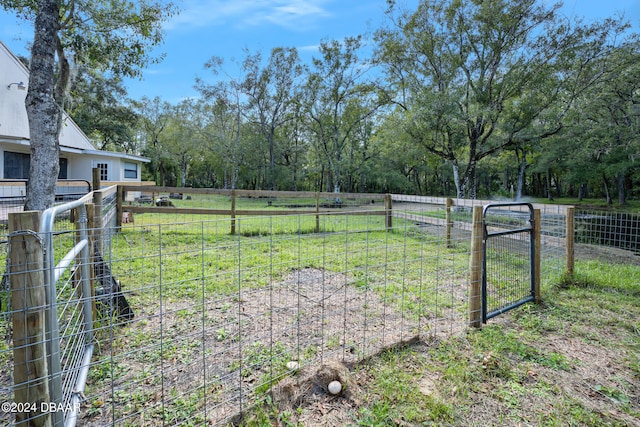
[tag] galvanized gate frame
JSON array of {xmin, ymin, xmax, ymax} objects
[
  {"xmin": 482, "ymin": 203, "xmax": 536, "ymax": 323},
  {"xmin": 41, "ymin": 194, "xmax": 95, "ymax": 427}
]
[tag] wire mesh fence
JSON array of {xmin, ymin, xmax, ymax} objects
[
  {"xmin": 574, "ymin": 209, "xmax": 640, "ymax": 264},
  {"xmin": 0, "ymin": 202, "xmax": 93, "ymax": 426},
  {"xmin": 0, "ymin": 190, "xmax": 580, "ymax": 426},
  {"xmin": 0, "ymin": 180, "xmax": 91, "ymax": 223},
  {"xmin": 81, "ymin": 203, "xmax": 473, "ymax": 425}
]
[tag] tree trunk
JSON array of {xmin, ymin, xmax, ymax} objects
[
  {"xmin": 413, "ymin": 169, "xmax": 423, "ymax": 195},
  {"xmin": 231, "ymin": 168, "xmax": 238, "ymax": 190},
  {"xmin": 469, "ymin": 176, "xmax": 478, "ymax": 200},
  {"xmin": 180, "ymin": 159, "xmax": 187, "ymax": 187},
  {"xmin": 602, "ymin": 174, "xmax": 612, "ymax": 205},
  {"xmin": 24, "ymin": 0, "xmax": 61, "ymax": 211},
  {"xmin": 617, "ymin": 172, "xmax": 626, "ymax": 205},
  {"xmin": 269, "ymin": 135, "xmax": 276, "ymax": 191},
  {"xmin": 452, "ymin": 163, "xmax": 464, "ymax": 198},
  {"xmin": 516, "ymin": 150, "xmax": 527, "ymax": 201},
  {"xmin": 546, "ymin": 169, "xmax": 554, "ymax": 201}
]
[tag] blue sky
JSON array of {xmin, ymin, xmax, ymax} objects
[{"xmin": 1, "ymin": 0, "xmax": 639, "ymax": 103}]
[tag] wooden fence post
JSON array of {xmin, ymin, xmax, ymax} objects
[
  {"xmin": 566, "ymin": 207, "xmax": 575, "ymax": 277},
  {"xmin": 92, "ymin": 167, "xmax": 100, "ymax": 191},
  {"xmin": 445, "ymin": 198, "xmax": 454, "ymax": 248},
  {"xmin": 9, "ymin": 211, "xmax": 52, "ymax": 427},
  {"xmin": 93, "ymin": 188, "xmax": 103, "ymax": 250},
  {"xmin": 315, "ymin": 192, "xmax": 320, "ymax": 233},
  {"xmin": 469, "ymin": 206, "xmax": 483, "ymax": 328},
  {"xmin": 116, "ymin": 185, "xmax": 123, "ymax": 228},
  {"xmin": 230, "ymin": 190, "xmax": 236, "ymax": 235},
  {"xmin": 384, "ymin": 194, "xmax": 393, "ymax": 229},
  {"xmin": 533, "ymin": 209, "xmax": 541, "ymax": 302}
]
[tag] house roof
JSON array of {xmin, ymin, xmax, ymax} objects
[{"xmin": 0, "ymin": 40, "xmax": 149, "ymax": 163}]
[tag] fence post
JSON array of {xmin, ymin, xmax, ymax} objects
[
  {"xmin": 93, "ymin": 188, "xmax": 104, "ymax": 250},
  {"xmin": 566, "ymin": 207, "xmax": 575, "ymax": 277},
  {"xmin": 86, "ymin": 203, "xmax": 98, "ymax": 323},
  {"xmin": 469, "ymin": 206, "xmax": 483, "ymax": 328},
  {"xmin": 230, "ymin": 190, "xmax": 236, "ymax": 235},
  {"xmin": 533, "ymin": 209, "xmax": 541, "ymax": 302},
  {"xmin": 116, "ymin": 185, "xmax": 123, "ymax": 228},
  {"xmin": 315, "ymin": 192, "xmax": 320, "ymax": 233},
  {"xmin": 9, "ymin": 211, "xmax": 52, "ymax": 427},
  {"xmin": 385, "ymin": 194, "xmax": 393, "ymax": 229},
  {"xmin": 92, "ymin": 167, "xmax": 100, "ymax": 191},
  {"xmin": 445, "ymin": 198, "xmax": 454, "ymax": 248}
]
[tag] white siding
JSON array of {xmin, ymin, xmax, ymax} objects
[{"xmin": 1, "ymin": 40, "xmax": 148, "ymax": 185}]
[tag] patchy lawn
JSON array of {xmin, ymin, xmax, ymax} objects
[{"xmin": 239, "ymin": 258, "xmax": 640, "ymax": 426}]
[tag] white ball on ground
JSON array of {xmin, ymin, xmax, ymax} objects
[{"xmin": 328, "ymin": 380, "xmax": 342, "ymax": 395}]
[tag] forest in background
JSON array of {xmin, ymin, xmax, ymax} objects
[{"xmin": 60, "ymin": 0, "xmax": 639, "ymax": 204}]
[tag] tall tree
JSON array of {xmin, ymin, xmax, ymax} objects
[
  {"xmin": 303, "ymin": 36, "xmax": 388, "ymax": 193},
  {"xmin": 239, "ymin": 48, "xmax": 304, "ymax": 190},
  {"xmin": 376, "ymin": 0, "xmax": 628, "ymax": 199},
  {"xmin": 67, "ymin": 68, "xmax": 138, "ymax": 153},
  {"xmin": 2, "ymin": 0, "xmax": 176, "ymax": 210},
  {"xmin": 196, "ymin": 82, "xmax": 248, "ymax": 190},
  {"xmin": 134, "ymin": 96, "xmax": 173, "ymax": 186},
  {"xmin": 163, "ymin": 99, "xmax": 202, "ymax": 187},
  {"xmin": 558, "ymin": 40, "xmax": 640, "ymax": 204},
  {"xmin": 199, "ymin": 48, "xmax": 303, "ymax": 190}
]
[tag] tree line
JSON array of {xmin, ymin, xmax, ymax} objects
[{"xmin": 10, "ymin": 0, "xmax": 638, "ymax": 207}]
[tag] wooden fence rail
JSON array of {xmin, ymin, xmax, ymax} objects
[
  {"xmin": 118, "ymin": 186, "xmax": 391, "ymax": 233},
  {"xmin": 116, "ymin": 186, "xmax": 576, "ymax": 275}
]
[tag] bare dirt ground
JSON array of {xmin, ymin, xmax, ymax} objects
[
  {"xmin": 232, "ymin": 243, "xmax": 640, "ymax": 427},
  {"xmin": 575, "ymin": 242, "xmax": 640, "ymax": 265},
  {"xmin": 82, "ymin": 242, "xmax": 637, "ymax": 426},
  {"xmin": 82, "ymin": 268, "xmax": 449, "ymax": 425}
]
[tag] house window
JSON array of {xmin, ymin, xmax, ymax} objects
[
  {"xmin": 124, "ymin": 162, "xmax": 138, "ymax": 179},
  {"xmin": 96, "ymin": 163, "xmax": 109, "ymax": 181},
  {"xmin": 3, "ymin": 152, "xmax": 68, "ymax": 179},
  {"xmin": 58, "ymin": 158, "xmax": 68, "ymax": 179},
  {"xmin": 4, "ymin": 151, "xmax": 30, "ymax": 179}
]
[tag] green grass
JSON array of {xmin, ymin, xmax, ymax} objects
[
  {"xmin": 239, "ymin": 257, "xmax": 640, "ymax": 426},
  {"xmin": 77, "ymin": 212, "xmax": 475, "ymax": 425},
  {"xmin": 5, "ymin": 203, "xmax": 636, "ymax": 426},
  {"xmin": 110, "ymin": 214, "xmax": 471, "ymax": 315}
]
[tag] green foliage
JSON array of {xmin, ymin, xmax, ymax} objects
[{"xmin": 67, "ymin": 68, "xmax": 138, "ymax": 152}]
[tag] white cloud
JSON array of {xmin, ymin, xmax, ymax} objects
[
  {"xmin": 297, "ymin": 44, "xmax": 320, "ymax": 52},
  {"xmin": 165, "ymin": 0, "xmax": 332, "ymax": 31}
]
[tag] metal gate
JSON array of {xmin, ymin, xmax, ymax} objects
[{"xmin": 482, "ymin": 203, "xmax": 536, "ymax": 322}]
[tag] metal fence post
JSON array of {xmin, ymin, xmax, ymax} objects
[
  {"xmin": 315, "ymin": 192, "xmax": 320, "ymax": 233},
  {"xmin": 445, "ymin": 198, "xmax": 453, "ymax": 248},
  {"xmin": 566, "ymin": 206, "xmax": 575, "ymax": 276},
  {"xmin": 533, "ymin": 209, "xmax": 541, "ymax": 302},
  {"xmin": 469, "ymin": 206, "xmax": 483, "ymax": 328},
  {"xmin": 9, "ymin": 211, "xmax": 52, "ymax": 427},
  {"xmin": 230, "ymin": 190, "xmax": 236, "ymax": 235},
  {"xmin": 385, "ymin": 194, "xmax": 393, "ymax": 229}
]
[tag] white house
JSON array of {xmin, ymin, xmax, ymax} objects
[{"xmin": 0, "ymin": 40, "xmax": 148, "ymax": 189}]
